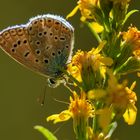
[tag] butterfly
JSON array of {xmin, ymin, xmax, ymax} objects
[{"xmin": 0, "ymin": 14, "xmax": 74, "ymax": 88}]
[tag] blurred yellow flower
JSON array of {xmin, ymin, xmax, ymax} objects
[
  {"xmin": 88, "ymin": 89, "xmax": 106, "ymax": 100},
  {"xmin": 106, "ymin": 72, "xmax": 137, "ymax": 124},
  {"xmin": 122, "ymin": 26, "xmax": 140, "ymax": 54},
  {"xmin": 67, "ymin": 41, "xmax": 113, "ymax": 87},
  {"xmin": 96, "ymin": 107, "xmax": 112, "ymax": 133},
  {"xmin": 67, "ymin": 0, "xmax": 99, "ymax": 20},
  {"xmin": 123, "ymin": 81, "xmax": 137, "ymax": 125}
]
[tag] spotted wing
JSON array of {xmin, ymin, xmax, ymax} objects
[
  {"xmin": 26, "ymin": 14, "xmax": 74, "ymax": 78},
  {"xmin": 0, "ymin": 14, "xmax": 74, "ymax": 78}
]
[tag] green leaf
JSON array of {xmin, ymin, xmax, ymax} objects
[
  {"xmin": 122, "ymin": 9, "xmax": 139, "ymax": 25},
  {"xmin": 115, "ymin": 57, "xmax": 140, "ymax": 75},
  {"xmin": 105, "ymin": 122, "xmax": 117, "ymax": 140},
  {"xmin": 34, "ymin": 125, "xmax": 58, "ymax": 140}
]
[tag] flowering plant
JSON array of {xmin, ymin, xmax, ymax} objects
[{"xmin": 35, "ymin": 0, "xmax": 139, "ymax": 140}]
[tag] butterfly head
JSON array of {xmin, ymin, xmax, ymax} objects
[{"xmin": 47, "ymin": 77, "xmax": 66, "ymax": 88}]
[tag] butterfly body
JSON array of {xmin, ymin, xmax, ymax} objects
[{"xmin": 0, "ymin": 14, "xmax": 74, "ymax": 87}]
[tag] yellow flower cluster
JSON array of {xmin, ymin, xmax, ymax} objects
[
  {"xmin": 44, "ymin": 0, "xmax": 139, "ymax": 140},
  {"xmin": 88, "ymin": 71, "xmax": 137, "ymax": 126},
  {"xmin": 68, "ymin": 42, "xmax": 113, "ymax": 87},
  {"xmin": 106, "ymin": 73, "xmax": 137, "ymax": 125}
]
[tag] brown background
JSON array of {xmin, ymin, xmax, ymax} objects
[{"xmin": 0, "ymin": 0, "xmax": 139, "ymax": 140}]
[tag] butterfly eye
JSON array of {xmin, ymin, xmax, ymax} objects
[{"xmin": 49, "ymin": 78, "xmax": 55, "ymax": 84}]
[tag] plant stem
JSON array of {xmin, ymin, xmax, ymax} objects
[{"xmin": 85, "ymin": 21, "xmax": 102, "ymax": 43}]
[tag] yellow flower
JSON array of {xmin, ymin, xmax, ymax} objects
[
  {"xmin": 122, "ymin": 26, "xmax": 140, "ymax": 55},
  {"xmin": 47, "ymin": 91, "xmax": 94, "ymax": 123},
  {"xmin": 106, "ymin": 72, "xmax": 137, "ymax": 124},
  {"xmin": 96, "ymin": 107, "xmax": 112, "ymax": 134},
  {"xmin": 67, "ymin": 50, "xmax": 83, "ymax": 83},
  {"xmin": 67, "ymin": 42, "xmax": 113, "ymax": 90},
  {"xmin": 47, "ymin": 92, "xmax": 94, "ymax": 139},
  {"xmin": 47, "ymin": 110, "xmax": 71, "ymax": 124},
  {"xmin": 67, "ymin": 0, "xmax": 99, "ymax": 20},
  {"xmin": 123, "ymin": 81, "xmax": 137, "ymax": 125}
]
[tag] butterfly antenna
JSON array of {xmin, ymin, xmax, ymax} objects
[
  {"xmin": 53, "ymin": 98, "xmax": 69, "ymax": 105},
  {"xmin": 41, "ymin": 85, "xmax": 47, "ymax": 106},
  {"xmin": 37, "ymin": 84, "xmax": 47, "ymax": 106}
]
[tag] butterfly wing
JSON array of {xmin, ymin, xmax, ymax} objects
[
  {"xmin": 0, "ymin": 25, "xmax": 47, "ymax": 76},
  {"xmin": 27, "ymin": 15, "xmax": 74, "ymax": 78},
  {"xmin": 0, "ymin": 15, "xmax": 74, "ymax": 78}
]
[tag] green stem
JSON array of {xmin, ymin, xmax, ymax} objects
[
  {"xmin": 93, "ymin": 114, "xmax": 98, "ymax": 133},
  {"xmin": 93, "ymin": 102, "xmax": 102, "ymax": 133},
  {"xmin": 85, "ymin": 21, "xmax": 102, "ymax": 43},
  {"xmin": 105, "ymin": 122, "xmax": 117, "ymax": 139}
]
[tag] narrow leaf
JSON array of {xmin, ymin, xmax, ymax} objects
[
  {"xmin": 34, "ymin": 125, "xmax": 58, "ymax": 140},
  {"xmin": 122, "ymin": 10, "xmax": 139, "ymax": 25}
]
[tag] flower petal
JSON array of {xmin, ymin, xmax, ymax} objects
[
  {"xmin": 47, "ymin": 110, "xmax": 71, "ymax": 124},
  {"xmin": 90, "ymin": 22, "xmax": 104, "ymax": 33},
  {"xmin": 66, "ymin": 5, "xmax": 80, "ymax": 19},
  {"xmin": 123, "ymin": 104, "xmax": 137, "ymax": 125}
]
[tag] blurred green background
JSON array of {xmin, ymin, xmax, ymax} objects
[{"xmin": 0, "ymin": 0, "xmax": 139, "ymax": 140}]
